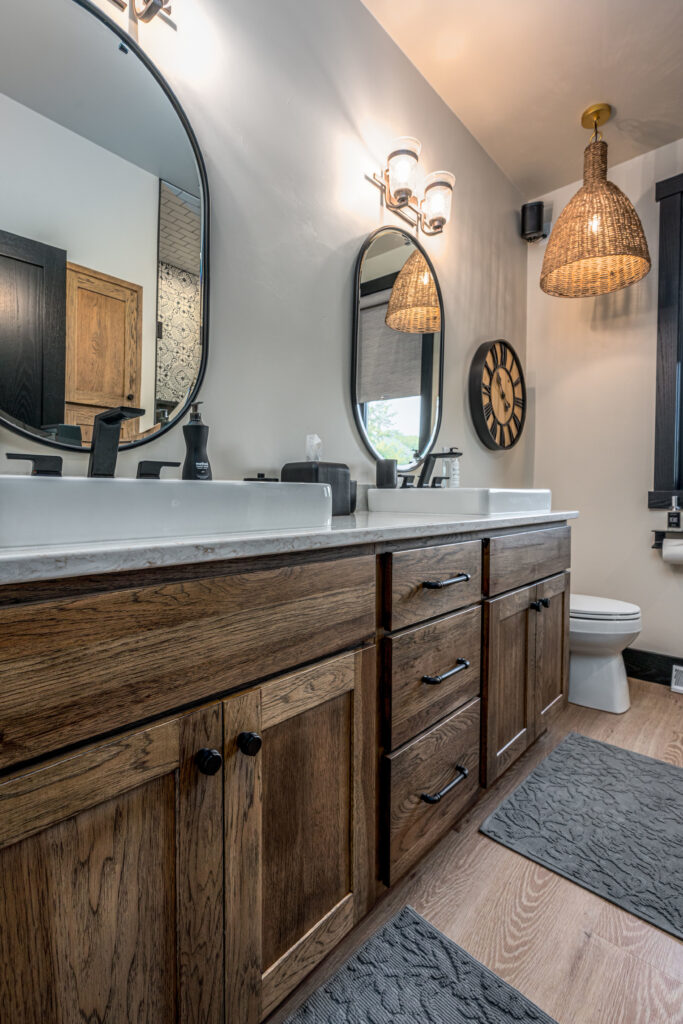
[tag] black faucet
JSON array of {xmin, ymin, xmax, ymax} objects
[
  {"xmin": 88, "ymin": 406, "xmax": 145, "ymax": 478},
  {"xmin": 417, "ymin": 447, "xmax": 462, "ymax": 488},
  {"xmin": 417, "ymin": 452, "xmax": 440, "ymax": 488}
]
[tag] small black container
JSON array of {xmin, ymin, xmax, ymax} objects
[
  {"xmin": 182, "ymin": 402, "xmax": 212, "ymax": 480},
  {"xmin": 376, "ymin": 459, "xmax": 398, "ymax": 489},
  {"xmin": 281, "ymin": 461, "xmax": 351, "ymax": 515}
]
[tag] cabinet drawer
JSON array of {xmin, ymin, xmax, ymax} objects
[
  {"xmin": 383, "ymin": 697, "xmax": 480, "ymax": 885},
  {"xmin": 0, "ymin": 554, "xmax": 375, "ymax": 771},
  {"xmin": 386, "ymin": 541, "xmax": 482, "ymax": 631},
  {"xmin": 385, "ymin": 606, "xmax": 481, "ymax": 750},
  {"xmin": 484, "ymin": 527, "xmax": 570, "ymax": 596}
]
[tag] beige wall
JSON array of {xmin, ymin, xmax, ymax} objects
[
  {"xmin": 527, "ymin": 137, "xmax": 683, "ymax": 657},
  {"xmin": 0, "ymin": 0, "xmax": 529, "ymax": 488}
]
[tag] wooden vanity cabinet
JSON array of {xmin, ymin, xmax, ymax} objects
[
  {"xmin": 0, "ymin": 524, "xmax": 574, "ymax": 1019},
  {"xmin": 0, "ymin": 705, "xmax": 224, "ymax": 1024},
  {"xmin": 482, "ymin": 571, "xmax": 570, "ymax": 786},
  {"xmin": 223, "ymin": 647, "xmax": 376, "ymax": 1023}
]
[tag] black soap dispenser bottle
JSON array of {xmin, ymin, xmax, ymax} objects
[{"xmin": 182, "ymin": 402, "xmax": 212, "ymax": 480}]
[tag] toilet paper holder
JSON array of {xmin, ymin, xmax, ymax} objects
[
  {"xmin": 652, "ymin": 496, "xmax": 682, "ymax": 549},
  {"xmin": 652, "ymin": 530, "xmax": 681, "ymax": 549}
]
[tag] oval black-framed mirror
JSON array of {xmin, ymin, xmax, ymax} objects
[
  {"xmin": 351, "ymin": 227, "xmax": 444, "ymax": 471},
  {"xmin": 0, "ymin": 0, "xmax": 209, "ymax": 453}
]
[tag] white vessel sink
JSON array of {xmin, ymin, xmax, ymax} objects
[
  {"xmin": 0, "ymin": 477, "xmax": 332, "ymax": 548},
  {"xmin": 368, "ymin": 486, "xmax": 552, "ymax": 516}
]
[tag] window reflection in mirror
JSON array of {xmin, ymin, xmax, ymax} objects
[
  {"xmin": 353, "ymin": 228, "xmax": 443, "ymax": 471},
  {"xmin": 0, "ymin": 0, "xmax": 207, "ymax": 451}
]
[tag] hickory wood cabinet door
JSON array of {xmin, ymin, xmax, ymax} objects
[
  {"xmin": 535, "ymin": 572, "xmax": 570, "ymax": 730},
  {"xmin": 224, "ymin": 647, "xmax": 376, "ymax": 1023},
  {"xmin": 482, "ymin": 583, "xmax": 537, "ymax": 786},
  {"xmin": 0, "ymin": 705, "xmax": 224, "ymax": 1024},
  {"xmin": 482, "ymin": 572, "xmax": 569, "ymax": 786}
]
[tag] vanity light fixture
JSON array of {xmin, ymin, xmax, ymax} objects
[
  {"xmin": 540, "ymin": 104, "xmax": 650, "ymax": 297},
  {"xmin": 369, "ymin": 137, "xmax": 455, "ymax": 235}
]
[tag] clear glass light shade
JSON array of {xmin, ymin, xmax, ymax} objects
[
  {"xmin": 387, "ymin": 136, "xmax": 421, "ymax": 203},
  {"xmin": 422, "ymin": 171, "xmax": 455, "ymax": 230}
]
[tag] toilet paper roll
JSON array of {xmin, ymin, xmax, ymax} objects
[{"xmin": 662, "ymin": 538, "xmax": 683, "ymax": 565}]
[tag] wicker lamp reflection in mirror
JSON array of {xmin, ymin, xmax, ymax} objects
[
  {"xmin": 385, "ymin": 250, "xmax": 441, "ymax": 333},
  {"xmin": 540, "ymin": 103, "xmax": 650, "ymax": 298}
]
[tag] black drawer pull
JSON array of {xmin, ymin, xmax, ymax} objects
[
  {"xmin": 540, "ymin": 597, "xmax": 550, "ymax": 608},
  {"xmin": 423, "ymin": 572, "xmax": 471, "ymax": 590},
  {"xmin": 422, "ymin": 658, "xmax": 470, "ymax": 685},
  {"xmin": 421, "ymin": 765, "xmax": 469, "ymax": 804}
]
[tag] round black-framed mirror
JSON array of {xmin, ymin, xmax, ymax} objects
[
  {"xmin": 351, "ymin": 227, "xmax": 444, "ymax": 471},
  {"xmin": 0, "ymin": 0, "xmax": 209, "ymax": 453}
]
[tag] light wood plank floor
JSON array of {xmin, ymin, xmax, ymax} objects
[{"xmin": 270, "ymin": 680, "xmax": 683, "ymax": 1024}]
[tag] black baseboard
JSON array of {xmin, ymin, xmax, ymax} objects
[{"xmin": 623, "ymin": 647, "xmax": 682, "ymax": 687}]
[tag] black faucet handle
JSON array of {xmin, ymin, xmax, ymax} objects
[
  {"xmin": 6, "ymin": 453, "xmax": 63, "ymax": 477},
  {"xmin": 136, "ymin": 460, "xmax": 181, "ymax": 479},
  {"xmin": 94, "ymin": 405, "xmax": 145, "ymax": 425},
  {"xmin": 398, "ymin": 473, "xmax": 415, "ymax": 488},
  {"xmin": 431, "ymin": 476, "xmax": 447, "ymax": 488}
]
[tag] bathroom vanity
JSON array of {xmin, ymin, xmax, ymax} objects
[{"xmin": 0, "ymin": 510, "xmax": 573, "ymax": 1022}]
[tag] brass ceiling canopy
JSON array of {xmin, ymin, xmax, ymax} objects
[
  {"xmin": 540, "ymin": 102, "xmax": 650, "ymax": 298},
  {"xmin": 580, "ymin": 103, "xmax": 612, "ymax": 131}
]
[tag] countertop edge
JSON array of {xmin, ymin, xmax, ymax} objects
[{"xmin": 0, "ymin": 510, "xmax": 579, "ymax": 586}]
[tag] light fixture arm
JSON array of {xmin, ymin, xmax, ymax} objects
[{"xmin": 133, "ymin": 0, "xmax": 172, "ymax": 21}]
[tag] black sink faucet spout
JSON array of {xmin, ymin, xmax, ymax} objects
[{"xmin": 88, "ymin": 406, "xmax": 145, "ymax": 478}]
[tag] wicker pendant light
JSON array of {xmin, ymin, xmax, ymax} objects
[
  {"xmin": 386, "ymin": 250, "xmax": 441, "ymax": 333},
  {"xmin": 540, "ymin": 105, "xmax": 650, "ymax": 298}
]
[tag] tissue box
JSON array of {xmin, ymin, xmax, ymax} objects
[{"xmin": 281, "ymin": 461, "xmax": 351, "ymax": 516}]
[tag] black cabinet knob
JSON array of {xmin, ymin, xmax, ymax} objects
[
  {"xmin": 237, "ymin": 731, "xmax": 262, "ymax": 757},
  {"xmin": 530, "ymin": 600, "xmax": 542, "ymax": 612},
  {"xmin": 195, "ymin": 747, "xmax": 223, "ymax": 775}
]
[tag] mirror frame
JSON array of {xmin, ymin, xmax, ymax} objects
[
  {"xmin": 0, "ymin": 0, "xmax": 210, "ymax": 453},
  {"xmin": 351, "ymin": 227, "xmax": 444, "ymax": 471}
]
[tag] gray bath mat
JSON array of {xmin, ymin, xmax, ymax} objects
[
  {"xmin": 481, "ymin": 732, "xmax": 683, "ymax": 939},
  {"xmin": 285, "ymin": 906, "xmax": 556, "ymax": 1023}
]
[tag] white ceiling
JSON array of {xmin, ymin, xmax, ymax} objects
[{"xmin": 362, "ymin": 0, "xmax": 683, "ymax": 198}]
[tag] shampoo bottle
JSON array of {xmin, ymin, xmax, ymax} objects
[{"xmin": 182, "ymin": 402, "xmax": 212, "ymax": 480}]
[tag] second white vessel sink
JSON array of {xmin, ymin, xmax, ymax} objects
[
  {"xmin": 368, "ymin": 486, "xmax": 552, "ymax": 516},
  {"xmin": 0, "ymin": 477, "xmax": 332, "ymax": 548}
]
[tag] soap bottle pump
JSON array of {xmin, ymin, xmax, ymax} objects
[
  {"xmin": 182, "ymin": 402, "xmax": 212, "ymax": 481},
  {"xmin": 442, "ymin": 447, "xmax": 462, "ymax": 488}
]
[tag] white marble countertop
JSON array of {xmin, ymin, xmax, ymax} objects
[{"xmin": 0, "ymin": 509, "xmax": 578, "ymax": 586}]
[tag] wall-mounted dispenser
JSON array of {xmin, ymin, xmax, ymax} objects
[{"xmin": 520, "ymin": 201, "xmax": 547, "ymax": 242}]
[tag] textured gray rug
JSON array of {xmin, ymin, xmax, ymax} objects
[
  {"xmin": 285, "ymin": 906, "xmax": 556, "ymax": 1023},
  {"xmin": 481, "ymin": 732, "xmax": 683, "ymax": 939}
]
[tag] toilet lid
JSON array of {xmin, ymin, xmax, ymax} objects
[{"xmin": 570, "ymin": 593, "xmax": 641, "ymax": 621}]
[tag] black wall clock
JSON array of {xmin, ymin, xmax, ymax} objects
[{"xmin": 468, "ymin": 340, "xmax": 527, "ymax": 450}]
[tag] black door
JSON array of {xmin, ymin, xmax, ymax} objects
[{"xmin": 0, "ymin": 229, "xmax": 66, "ymax": 430}]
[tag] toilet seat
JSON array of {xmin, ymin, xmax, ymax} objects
[{"xmin": 570, "ymin": 593, "xmax": 641, "ymax": 622}]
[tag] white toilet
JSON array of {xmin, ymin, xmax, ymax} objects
[{"xmin": 569, "ymin": 594, "xmax": 642, "ymax": 714}]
